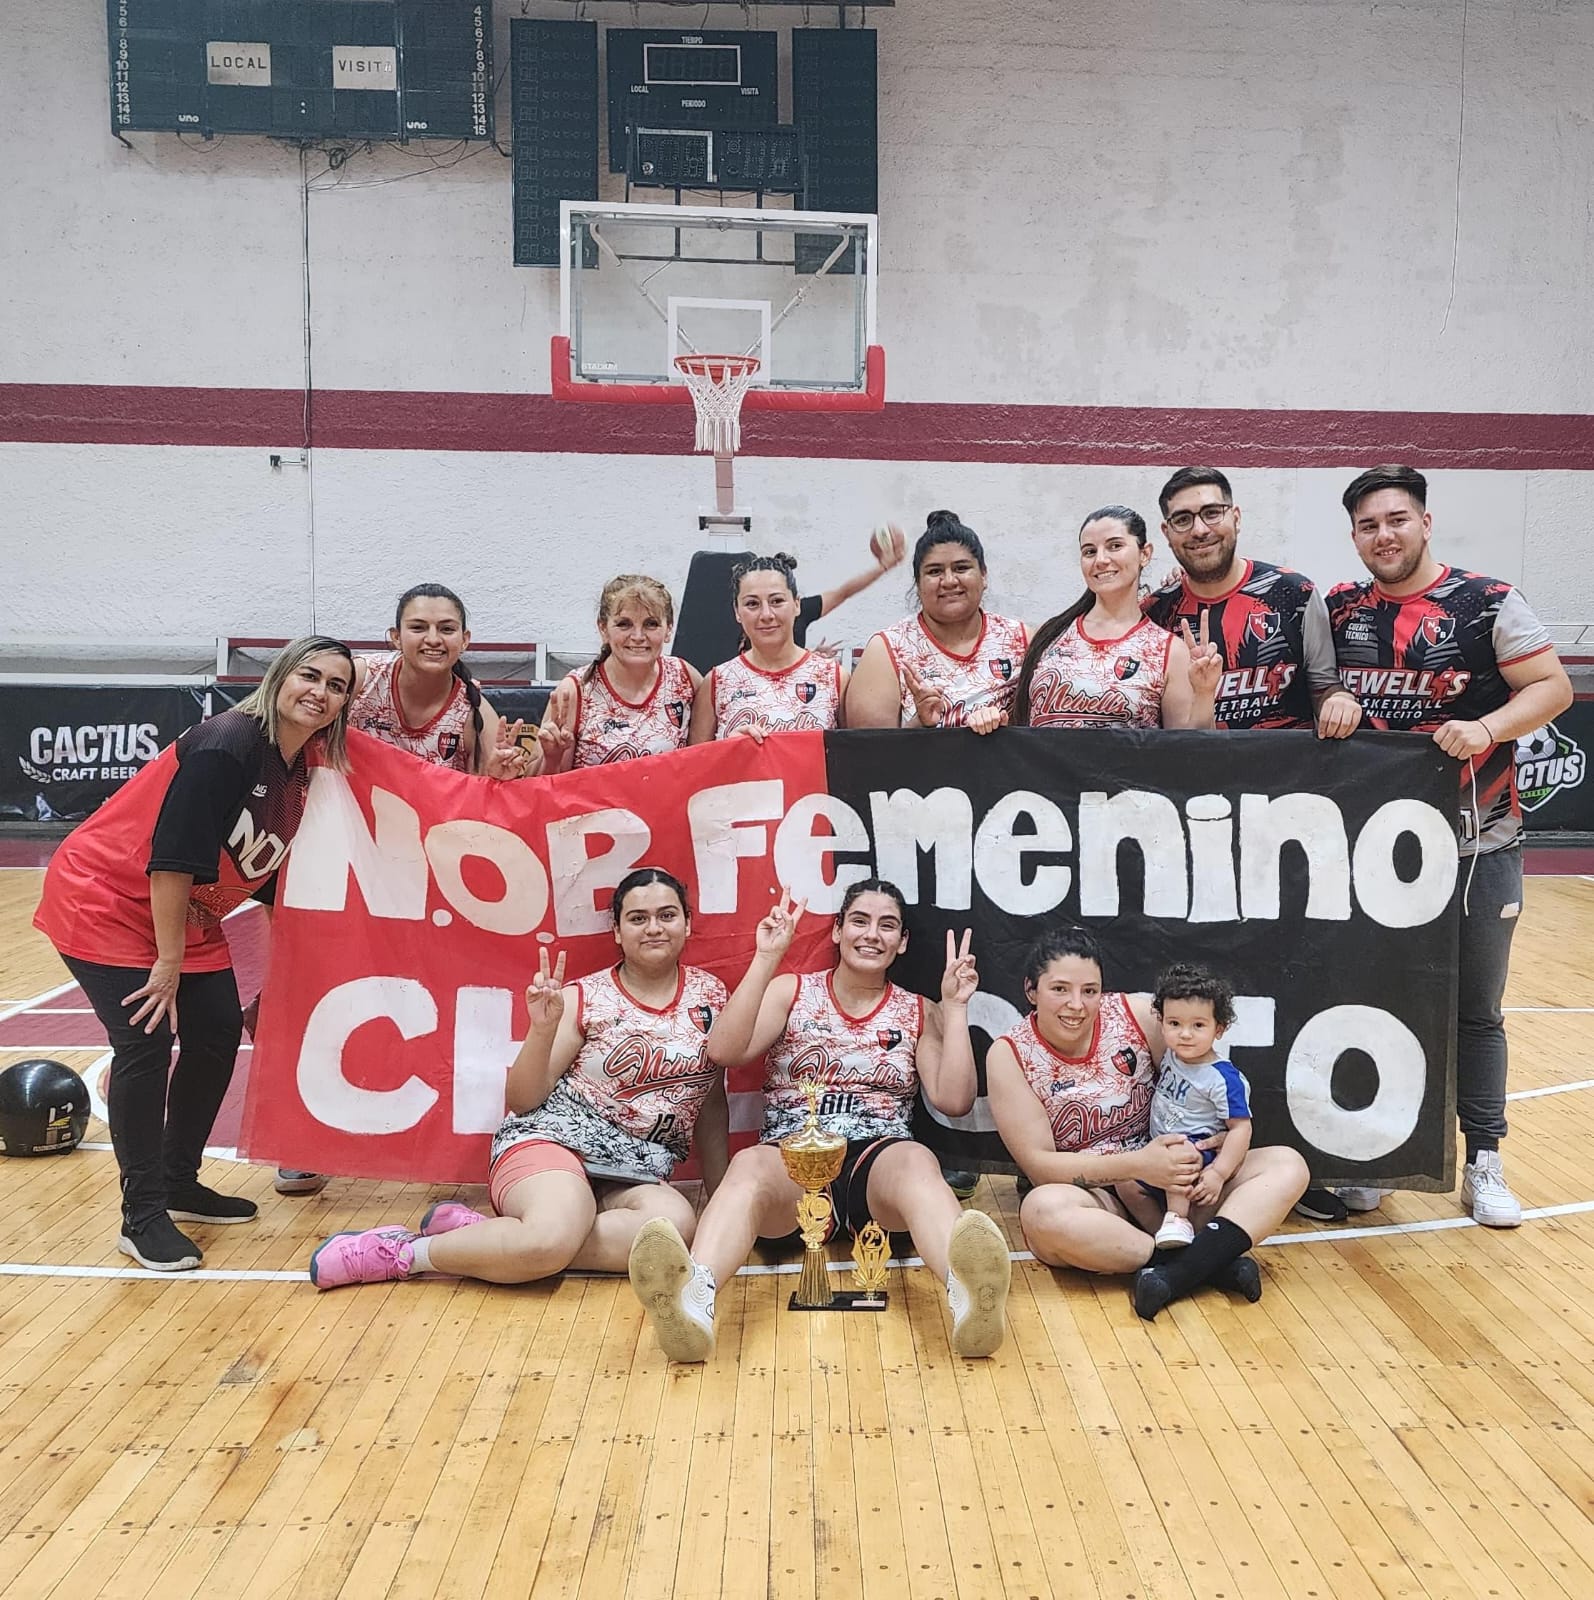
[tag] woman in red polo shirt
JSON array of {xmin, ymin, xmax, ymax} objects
[{"xmin": 33, "ymin": 637, "xmax": 355, "ymax": 1273}]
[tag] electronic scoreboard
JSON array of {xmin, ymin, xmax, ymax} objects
[{"xmin": 106, "ymin": 0, "xmax": 494, "ymax": 141}]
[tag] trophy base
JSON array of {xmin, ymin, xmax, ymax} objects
[{"xmin": 788, "ymin": 1289, "xmax": 889, "ymax": 1313}]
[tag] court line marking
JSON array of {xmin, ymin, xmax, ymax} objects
[
  {"xmin": 0, "ymin": 979, "xmax": 78, "ymax": 1026},
  {"xmin": 5, "ymin": 1198, "xmax": 1594, "ymax": 1285}
]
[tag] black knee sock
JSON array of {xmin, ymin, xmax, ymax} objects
[{"xmin": 1155, "ymin": 1217, "xmax": 1253, "ymax": 1301}]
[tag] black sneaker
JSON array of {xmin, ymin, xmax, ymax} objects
[
  {"xmin": 1293, "ymin": 1187, "xmax": 1349, "ymax": 1223},
  {"xmin": 274, "ymin": 1169, "xmax": 329, "ymax": 1196},
  {"xmin": 119, "ymin": 1214, "xmax": 203, "ymax": 1271},
  {"xmin": 941, "ymin": 1167, "xmax": 980, "ymax": 1200},
  {"xmin": 167, "ymin": 1182, "xmax": 258, "ymax": 1225}
]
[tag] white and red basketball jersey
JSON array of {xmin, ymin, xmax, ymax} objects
[
  {"xmin": 568, "ymin": 656, "xmax": 695, "ymax": 768},
  {"xmin": 1001, "ymin": 994, "xmax": 1155, "ymax": 1156},
  {"xmin": 877, "ymin": 611, "xmax": 1029, "ymax": 727},
  {"xmin": 350, "ymin": 653, "xmax": 473, "ymax": 770},
  {"xmin": 762, "ymin": 969, "xmax": 925, "ymax": 1143},
  {"xmin": 1026, "ymin": 617, "xmax": 1171, "ymax": 729},
  {"xmin": 556, "ymin": 964, "xmax": 727, "ymax": 1160},
  {"xmin": 711, "ymin": 651, "xmax": 843, "ymax": 738}
]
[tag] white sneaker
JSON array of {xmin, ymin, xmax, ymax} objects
[
  {"xmin": 1154, "ymin": 1214, "xmax": 1195, "ymax": 1250},
  {"xmin": 1335, "ymin": 1187, "xmax": 1390, "ymax": 1213},
  {"xmin": 1461, "ymin": 1151, "xmax": 1522, "ymax": 1228},
  {"xmin": 946, "ymin": 1211, "xmax": 1010, "ymax": 1358},
  {"xmin": 628, "ymin": 1218, "xmax": 716, "ymax": 1361}
]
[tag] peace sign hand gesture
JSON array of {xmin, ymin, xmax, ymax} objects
[
  {"xmin": 485, "ymin": 718, "xmax": 532, "ymax": 780},
  {"xmin": 756, "ymin": 886, "xmax": 806, "ymax": 959},
  {"xmin": 940, "ymin": 928, "xmax": 978, "ymax": 1007},
  {"xmin": 1180, "ymin": 610, "xmax": 1222, "ymax": 701},
  {"xmin": 524, "ymin": 948, "xmax": 568, "ymax": 1036},
  {"xmin": 903, "ymin": 662, "xmax": 949, "ymax": 729}
]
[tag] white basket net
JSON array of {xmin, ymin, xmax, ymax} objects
[{"xmin": 674, "ymin": 353, "xmax": 761, "ymax": 455}]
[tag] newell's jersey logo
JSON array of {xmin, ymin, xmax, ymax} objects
[
  {"xmin": 1247, "ymin": 611, "xmax": 1281, "ymax": 644},
  {"xmin": 877, "ymin": 1028, "xmax": 903, "ymax": 1051},
  {"xmin": 1516, "ymin": 722, "xmax": 1587, "ymax": 813},
  {"xmin": 690, "ymin": 1004, "xmax": 715, "ymax": 1034},
  {"xmin": 1419, "ymin": 615, "xmax": 1455, "ymax": 648},
  {"xmin": 795, "ymin": 682, "xmax": 819, "ymax": 704},
  {"xmin": 1112, "ymin": 1047, "xmax": 1139, "ymax": 1077},
  {"xmin": 666, "ymin": 701, "xmax": 687, "ymax": 729},
  {"xmin": 1114, "ymin": 657, "xmax": 1140, "ymax": 681},
  {"xmin": 988, "ymin": 658, "xmax": 1014, "ymax": 681}
]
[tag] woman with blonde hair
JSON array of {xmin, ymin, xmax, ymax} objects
[
  {"xmin": 535, "ymin": 574, "xmax": 702, "ymax": 774},
  {"xmin": 33, "ymin": 637, "xmax": 356, "ymax": 1272}
]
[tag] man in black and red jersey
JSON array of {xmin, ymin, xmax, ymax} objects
[
  {"xmin": 1329, "ymin": 464, "xmax": 1571, "ymax": 1227},
  {"xmin": 1143, "ymin": 467, "xmax": 1362, "ymax": 736},
  {"xmin": 1143, "ymin": 467, "xmax": 1364, "ymax": 1222}
]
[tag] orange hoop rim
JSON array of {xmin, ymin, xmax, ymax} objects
[{"xmin": 673, "ymin": 353, "xmax": 762, "ymax": 380}]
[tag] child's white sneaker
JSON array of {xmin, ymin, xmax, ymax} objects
[{"xmin": 1154, "ymin": 1214, "xmax": 1196, "ymax": 1250}]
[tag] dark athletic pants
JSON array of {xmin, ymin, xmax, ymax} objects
[{"xmin": 63, "ymin": 957, "xmax": 244, "ymax": 1229}]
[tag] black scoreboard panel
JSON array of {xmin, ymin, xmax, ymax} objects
[
  {"xmin": 604, "ymin": 30, "xmax": 777, "ymax": 173},
  {"xmin": 106, "ymin": 0, "xmax": 494, "ymax": 141},
  {"xmin": 510, "ymin": 19, "xmax": 598, "ymax": 268},
  {"xmin": 792, "ymin": 28, "xmax": 877, "ymax": 271}
]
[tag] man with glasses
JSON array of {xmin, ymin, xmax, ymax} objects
[{"xmin": 1143, "ymin": 467, "xmax": 1364, "ymax": 1222}]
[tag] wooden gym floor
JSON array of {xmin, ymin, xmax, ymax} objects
[{"xmin": 3, "ymin": 866, "xmax": 1594, "ymax": 1599}]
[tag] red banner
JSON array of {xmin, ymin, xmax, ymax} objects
[{"xmin": 241, "ymin": 728, "xmax": 834, "ymax": 1181}]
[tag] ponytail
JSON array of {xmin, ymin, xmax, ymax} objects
[{"xmin": 452, "ymin": 657, "xmax": 484, "ymax": 740}]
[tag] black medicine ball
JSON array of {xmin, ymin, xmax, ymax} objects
[{"xmin": 0, "ymin": 1058, "xmax": 91, "ymax": 1156}]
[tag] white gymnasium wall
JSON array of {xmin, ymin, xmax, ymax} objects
[{"xmin": 4, "ymin": 0, "xmax": 1593, "ymax": 653}]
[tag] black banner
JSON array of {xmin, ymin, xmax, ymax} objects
[
  {"xmin": 821, "ymin": 728, "xmax": 1461, "ymax": 1189},
  {"xmin": 0, "ymin": 686, "xmax": 207, "ymax": 822},
  {"xmin": 1517, "ymin": 701, "xmax": 1594, "ymax": 833}
]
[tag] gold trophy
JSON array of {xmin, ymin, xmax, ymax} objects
[{"xmin": 778, "ymin": 1082, "xmax": 889, "ymax": 1313}]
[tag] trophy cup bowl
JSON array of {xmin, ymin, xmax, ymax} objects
[{"xmin": 779, "ymin": 1087, "xmax": 848, "ymax": 1310}]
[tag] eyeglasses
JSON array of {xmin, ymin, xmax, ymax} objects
[{"xmin": 1166, "ymin": 503, "xmax": 1234, "ymax": 533}]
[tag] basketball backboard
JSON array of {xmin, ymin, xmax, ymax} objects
[{"xmin": 552, "ymin": 200, "xmax": 883, "ymax": 411}]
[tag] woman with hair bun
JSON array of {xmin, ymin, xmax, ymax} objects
[
  {"xmin": 349, "ymin": 583, "xmax": 529, "ymax": 778},
  {"xmin": 309, "ymin": 868, "xmax": 726, "ymax": 1291},
  {"xmin": 847, "ymin": 509, "xmax": 1029, "ymax": 734},
  {"xmin": 1011, "ymin": 507, "xmax": 1220, "ymax": 730},
  {"xmin": 534, "ymin": 574, "xmax": 702, "ymax": 775},
  {"xmin": 688, "ymin": 553, "xmax": 847, "ymax": 742}
]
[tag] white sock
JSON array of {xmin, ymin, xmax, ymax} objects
[{"xmin": 408, "ymin": 1235, "xmax": 433, "ymax": 1274}]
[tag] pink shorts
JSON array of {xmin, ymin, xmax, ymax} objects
[{"xmin": 488, "ymin": 1139, "xmax": 585, "ymax": 1214}]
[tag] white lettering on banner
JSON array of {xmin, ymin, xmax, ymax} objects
[
  {"xmin": 423, "ymin": 820, "xmax": 548, "ymax": 937},
  {"xmin": 1185, "ymin": 795, "xmax": 1239, "ymax": 922},
  {"xmin": 972, "ymin": 791, "xmax": 1072, "ymax": 914},
  {"xmin": 1351, "ymin": 800, "xmax": 1459, "ymax": 928},
  {"xmin": 1078, "ymin": 791, "xmax": 1188, "ymax": 918},
  {"xmin": 1286, "ymin": 1005, "xmax": 1426, "ymax": 1160},
  {"xmin": 453, "ymin": 988, "xmax": 519, "ymax": 1134},
  {"xmin": 546, "ymin": 808, "xmax": 650, "ymax": 936},
  {"xmin": 30, "ymin": 724, "xmax": 160, "ymax": 768},
  {"xmin": 297, "ymin": 978, "xmax": 439, "ymax": 1133},
  {"xmin": 1239, "ymin": 793, "xmax": 1352, "ymax": 920},
  {"xmin": 281, "ymin": 771, "xmax": 1456, "ymax": 934},
  {"xmin": 282, "ymin": 773, "xmax": 428, "ymax": 919},
  {"xmin": 688, "ymin": 780, "xmax": 784, "ymax": 914},
  {"xmin": 772, "ymin": 794, "xmax": 870, "ymax": 912},
  {"xmin": 869, "ymin": 788, "xmax": 974, "ymax": 909}
]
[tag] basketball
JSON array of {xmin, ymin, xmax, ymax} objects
[
  {"xmin": 0, "ymin": 1058, "xmax": 90, "ymax": 1157},
  {"xmin": 871, "ymin": 523, "xmax": 906, "ymax": 566}
]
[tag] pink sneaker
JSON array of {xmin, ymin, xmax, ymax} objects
[
  {"xmin": 309, "ymin": 1226, "xmax": 416, "ymax": 1289},
  {"xmin": 420, "ymin": 1201, "xmax": 485, "ymax": 1237}
]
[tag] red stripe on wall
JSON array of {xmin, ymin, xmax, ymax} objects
[{"xmin": 2, "ymin": 383, "xmax": 1592, "ymax": 469}]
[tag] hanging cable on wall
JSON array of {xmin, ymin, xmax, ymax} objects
[{"xmin": 1439, "ymin": 0, "xmax": 1470, "ymax": 335}]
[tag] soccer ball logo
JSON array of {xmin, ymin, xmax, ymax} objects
[
  {"xmin": 1515, "ymin": 722, "xmax": 1587, "ymax": 813},
  {"xmin": 1516, "ymin": 726, "xmax": 1558, "ymax": 765}
]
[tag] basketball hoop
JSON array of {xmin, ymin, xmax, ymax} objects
[{"xmin": 674, "ymin": 353, "xmax": 761, "ymax": 456}]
